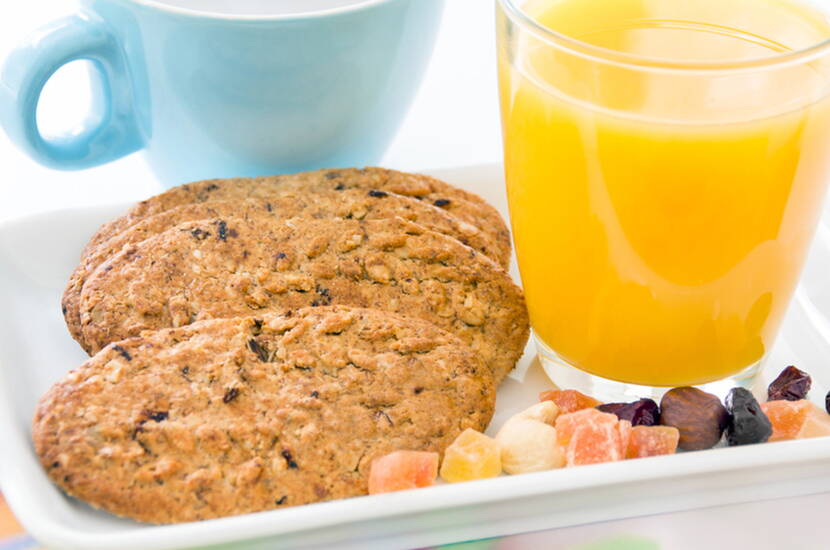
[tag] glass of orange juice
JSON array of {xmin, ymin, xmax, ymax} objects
[{"xmin": 497, "ymin": 0, "xmax": 830, "ymax": 397}]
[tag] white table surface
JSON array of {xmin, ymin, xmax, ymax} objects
[{"xmin": 1, "ymin": 2, "xmax": 829, "ymax": 549}]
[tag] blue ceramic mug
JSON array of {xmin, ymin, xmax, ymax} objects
[{"xmin": 0, "ymin": 0, "xmax": 444, "ymax": 185}]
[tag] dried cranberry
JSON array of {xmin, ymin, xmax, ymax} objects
[
  {"xmin": 596, "ymin": 398, "xmax": 660, "ymax": 426},
  {"xmin": 725, "ymin": 388, "xmax": 771, "ymax": 446},
  {"xmin": 768, "ymin": 366, "xmax": 811, "ymax": 401}
]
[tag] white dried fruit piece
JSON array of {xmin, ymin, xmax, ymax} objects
[
  {"xmin": 495, "ymin": 402, "xmax": 565, "ymax": 475},
  {"xmin": 496, "ymin": 416, "xmax": 565, "ymax": 474},
  {"xmin": 515, "ymin": 401, "xmax": 560, "ymax": 425}
]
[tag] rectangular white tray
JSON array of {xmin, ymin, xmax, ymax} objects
[{"xmin": 2, "ymin": 164, "xmax": 830, "ymax": 550}]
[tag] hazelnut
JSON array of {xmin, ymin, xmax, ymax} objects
[{"xmin": 660, "ymin": 387, "xmax": 729, "ymax": 451}]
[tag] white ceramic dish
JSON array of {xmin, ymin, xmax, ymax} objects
[{"xmin": 1, "ymin": 164, "xmax": 830, "ymax": 550}]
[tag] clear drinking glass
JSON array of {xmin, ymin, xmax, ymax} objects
[{"xmin": 496, "ymin": 0, "xmax": 830, "ymax": 399}]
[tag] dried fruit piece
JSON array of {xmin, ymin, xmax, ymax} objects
[
  {"xmin": 768, "ymin": 366, "xmax": 812, "ymax": 402},
  {"xmin": 555, "ymin": 408, "xmax": 619, "ymax": 448},
  {"xmin": 566, "ymin": 421, "xmax": 624, "ymax": 466},
  {"xmin": 761, "ymin": 400, "xmax": 830, "ymax": 441},
  {"xmin": 496, "ymin": 411, "xmax": 565, "ymax": 474},
  {"xmin": 626, "ymin": 426, "xmax": 680, "ymax": 458},
  {"xmin": 539, "ymin": 389, "xmax": 602, "ymax": 414},
  {"xmin": 797, "ymin": 405, "xmax": 830, "ymax": 439},
  {"xmin": 761, "ymin": 400, "xmax": 812, "ymax": 441},
  {"xmin": 724, "ymin": 388, "xmax": 772, "ymax": 446},
  {"xmin": 659, "ymin": 387, "xmax": 729, "ymax": 451},
  {"xmin": 439, "ymin": 428, "xmax": 502, "ymax": 482},
  {"xmin": 616, "ymin": 420, "xmax": 632, "ymax": 456},
  {"xmin": 368, "ymin": 450, "xmax": 439, "ymax": 494},
  {"xmin": 596, "ymin": 398, "xmax": 660, "ymax": 426},
  {"xmin": 553, "ymin": 409, "xmax": 626, "ymax": 466}
]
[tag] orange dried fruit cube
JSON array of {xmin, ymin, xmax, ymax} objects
[
  {"xmin": 368, "ymin": 450, "xmax": 439, "ymax": 494},
  {"xmin": 539, "ymin": 389, "xmax": 602, "ymax": 414},
  {"xmin": 555, "ymin": 408, "xmax": 619, "ymax": 448},
  {"xmin": 617, "ymin": 420, "xmax": 632, "ymax": 456},
  {"xmin": 798, "ymin": 405, "xmax": 830, "ymax": 438},
  {"xmin": 761, "ymin": 400, "xmax": 830, "ymax": 441},
  {"xmin": 626, "ymin": 426, "xmax": 680, "ymax": 459},
  {"xmin": 440, "ymin": 428, "xmax": 502, "ymax": 483},
  {"xmin": 565, "ymin": 421, "xmax": 624, "ymax": 466}
]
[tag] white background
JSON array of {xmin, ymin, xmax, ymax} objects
[
  {"xmin": 0, "ymin": 0, "xmax": 502, "ymax": 221},
  {"xmin": 1, "ymin": 2, "xmax": 829, "ymax": 549}
]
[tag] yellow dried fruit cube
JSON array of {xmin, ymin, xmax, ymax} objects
[{"xmin": 440, "ymin": 428, "xmax": 502, "ymax": 482}]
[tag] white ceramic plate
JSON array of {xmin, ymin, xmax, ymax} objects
[{"xmin": 2, "ymin": 164, "xmax": 830, "ymax": 550}]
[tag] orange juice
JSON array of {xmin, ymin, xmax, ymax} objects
[{"xmin": 499, "ymin": 0, "xmax": 830, "ymax": 386}]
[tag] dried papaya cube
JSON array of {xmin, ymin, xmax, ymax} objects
[
  {"xmin": 439, "ymin": 428, "xmax": 502, "ymax": 483},
  {"xmin": 763, "ymin": 399, "xmax": 830, "ymax": 441},
  {"xmin": 540, "ymin": 389, "xmax": 602, "ymax": 414},
  {"xmin": 626, "ymin": 426, "xmax": 680, "ymax": 459},
  {"xmin": 555, "ymin": 408, "xmax": 619, "ymax": 448},
  {"xmin": 798, "ymin": 403, "xmax": 830, "ymax": 439},
  {"xmin": 617, "ymin": 420, "xmax": 632, "ymax": 456},
  {"xmin": 761, "ymin": 400, "xmax": 810, "ymax": 441},
  {"xmin": 368, "ymin": 450, "xmax": 439, "ymax": 495},
  {"xmin": 566, "ymin": 421, "xmax": 624, "ymax": 466}
]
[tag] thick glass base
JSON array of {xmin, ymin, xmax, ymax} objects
[{"xmin": 535, "ymin": 334, "xmax": 766, "ymax": 402}]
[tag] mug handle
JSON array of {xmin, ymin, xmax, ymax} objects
[{"xmin": 0, "ymin": 14, "xmax": 143, "ymax": 170}]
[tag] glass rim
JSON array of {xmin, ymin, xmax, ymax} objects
[{"xmin": 498, "ymin": 0, "xmax": 830, "ymax": 73}]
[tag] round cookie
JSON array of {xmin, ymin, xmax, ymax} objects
[
  {"xmin": 62, "ymin": 189, "xmax": 509, "ymax": 350},
  {"xmin": 79, "ymin": 216, "xmax": 529, "ymax": 382},
  {"xmin": 81, "ymin": 167, "xmax": 511, "ymax": 265},
  {"xmin": 34, "ymin": 307, "xmax": 496, "ymax": 524}
]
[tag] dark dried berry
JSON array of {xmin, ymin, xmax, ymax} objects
[
  {"xmin": 725, "ymin": 388, "xmax": 771, "ymax": 446},
  {"xmin": 112, "ymin": 344, "xmax": 132, "ymax": 361},
  {"xmin": 223, "ymin": 387, "xmax": 239, "ymax": 403},
  {"xmin": 282, "ymin": 449, "xmax": 298, "ymax": 469},
  {"xmin": 368, "ymin": 190, "xmax": 388, "ymax": 198},
  {"xmin": 248, "ymin": 338, "xmax": 269, "ymax": 362},
  {"xmin": 190, "ymin": 228, "xmax": 210, "ymax": 240},
  {"xmin": 768, "ymin": 366, "xmax": 811, "ymax": 401},
  {"xmin": 147, "ymin": 411, "xmax": 169, "ymax": 423},
  {"xmin": 217, "ymin": 220, "xmax": 229, "ymax": 241},
  {"xmin": 596, "ymin": 398, "xmax": 660, "ymax": 426},
  {"xmin": 434, "ymin": 199, "xmax": 451, "ymax": 208},
  {"xmin": 316, "ymin": 286, "xmax": 332, "ymax": 306},
  {"xmin": 660, "ymin": 387, "xmax": 729, "ymax": 451}
]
